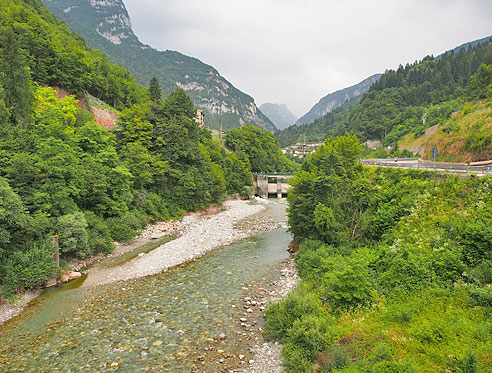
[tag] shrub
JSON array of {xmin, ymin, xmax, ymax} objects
[
  {"xmin": 457, "ymin": 214, "xmax": 492, "ymax": 266},
  {"xmin": 84, "ymin": 212, "xmax": 114, "ymax": 255},
  {"xmin": 282, "ymin": 343, "xmax": 314, "ymax": 373},
  {"xmin": 386, "ymin": 302, "xmax": 414, "ymax": 323},
  {"xmin": 56, "ymin": 212, "xmax": 89, "ymax": 257},
  {"xmin": 264, "ymin": 286, "xmax": 326, "ymax": 342},
  {"xmin": 288, "ymin": 314, "xmax": 334, "ymax": 359},
  {"xmin": 370, "ymin": 342, "xmax": 393, "ymax": 363},
  {"xmin": 322, "ymin": 345, "xmax": 351, "ymax": 371},
  {"xmin": 0, "ymin": 243, "xmax": 55, "ymax": 300},
  {"xmin": 106, "ymin": 210, "xmax": 146, "ymax": 242},
  {"xmin": 457, "ymin": 351, "xmax": 479, "ymax": 373}
]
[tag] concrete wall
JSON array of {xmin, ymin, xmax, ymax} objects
[{"xmin": 253, "ymin": 174, "xmax": 292, "ymax": 198}]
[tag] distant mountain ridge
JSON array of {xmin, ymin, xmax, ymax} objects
[
  {"xmin": 296, "ymin": 73, "xmax": 382, "ymax": 126},
  {"xmin": 259, "ymin": 103, "xmax": 298, "ymax": 130},
  {"xmin": 42, "ymin": 0, "xmax": 276, "ymax": 131},
  {"xmin": 436, "ymin": 35, "xmax": 492, "ymax": 59}
]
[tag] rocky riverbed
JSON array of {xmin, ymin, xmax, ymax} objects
[
  {"xmin": 0, "ymin": 200, "xmax": 278, "ymax": 324},
  {"xmin": 243, "ymin": 259, "xmax": 299, "ymax": 373},
  {"xmin": 0, "ymin": 199, "xmax": 297, "ymax": 372},
  {"xmin": 82, "ymin": 200, "xmax": 276, "ymax": 287}
]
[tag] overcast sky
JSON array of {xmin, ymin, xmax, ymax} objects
[{"xmin": 124, "ymin": 0, "xmax": 491, "ymax": 117}]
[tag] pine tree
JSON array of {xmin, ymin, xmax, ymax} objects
[
  {"xmin": 0, "ymin": 29, "xmax": 34, "ymax": 127},
  {"xmin": 149, "ymin": 76, "xmax": 162, "ymax": 103}
]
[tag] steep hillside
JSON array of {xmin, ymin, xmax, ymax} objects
[
  {"xmin": 399, "ymin": 99, "xmax": 492, "ymax": 162},
  {"xmin": 259, "ymin": 103, "xmax": 298, "ymax": 130},
  {"xmin": 295, "ymin": 73, "xmax": 381, "ymax": 126},
  {"xmin": 42, "ymin": 0, "xmax": 275, "ymax": 131},
  {"xmin": 277, "ymin": 37, "xmax": 492, "ymax": 148}
]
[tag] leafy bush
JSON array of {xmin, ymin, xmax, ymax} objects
[
  {"xmin": 264, "ymin": 286, "xmax": 327, "ymax": 342},
  {"xmin": 84, "ymin": 211, "xmax": 114, "ymax": 255},
  {"xmin": 0, "ymin": 243, "xmax": 55, "ymax": 299},
  {"xmin": 56, "ymin": 212, "xmax": 89, "ymax": 257},
  {"xmin": 288, "ymin": 315, "xmax": 334, "ymax": 359},
  {"xmin": 106, "ymin": 210, "xmax": 146, "ymax": 242},
  {"xmin": 322, "ymin": 345, "xmax": 351, "ymax": 371},
  {"xmin": 457, "ymin": 213, "xmax": 492, "ymax": 266},
  {"xmin": 370, "ymin": 342, "xmax": 393, "ymax": 363},
  {"xmin": 282, "ymin": 344, "xmax": 314, "ymax": 373}
]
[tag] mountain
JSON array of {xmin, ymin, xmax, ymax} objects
[
  {"xmin": 277, "ymin": 38, "xmax": 492, "ymax": 148},
  {"xmin": 436, "ymin": 35, "xmax": 492, "ymax": 59},
  {"xmin": 295, "ymin": 73, "xmax": 382, "ymax": 126},
  {"xmin": 259, "ymin": 103, "xmax": 298, "ymax": 130},
  {"xmin": 42, "ymin": 0, "xmax": 275, "ymax": 131}
]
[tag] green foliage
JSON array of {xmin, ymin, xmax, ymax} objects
[
  {"xmin": 0, "ymin": 1, "xmax": 270, "ymax": 298},
  {"xmin": 288, "ymin": 315, "xmax": 334, "ymax": 359},
  {"xmin": 84, "ymin": 211, "xmax": 114, "ymax": 255},
  {"xmin": 282, "ymin": 343, "xmax": 315, "ymax": 373},
  {"xmin": 277, "ymin": 39, "xmax": 492, "ymax": 149},
  {"xmin": 264, "ymin": 286, "xmax": 327, "ymax": 342},
  {"xmin": 0, "ymin": 0, "xmax": 145, "ymax": 110},
  {"xmin": 56, "ymin": 212, "xmax": 89, "ymax": 257},
  {"xmin": 0, "ymin": 28, "xmax": 34, "ymax": 127},
  {"xmin": 322, "ymin": 345, "xmax": 351, "ymax": 371},
  {"xmin": 269, "ymin": 135, "xmax": 492, "ymax": 371},
  {"xmin": 225, "ymin": 124, "xmax": 296, "ymax": 173},
  {"xmin": 466, "ymin": 63, "xmax": 492, "ymax": 100},
  {"xmin": 148, "ymin": 76, "xmax": 162, "ymax": 103},
  {"xmin": 0, "ymin": 242, "xmax": 55, "ymax": 299},
  {"xmin": 106, "ymin": 211, "xmax": 146, "ymax": 243}
]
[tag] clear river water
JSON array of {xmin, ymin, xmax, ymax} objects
[{"xmin": 0, "ymin": 202, "xmax": 291, "ymax": 372}]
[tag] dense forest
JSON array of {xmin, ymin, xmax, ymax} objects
[
  {"xmin": 265, "ymin": 135, "xmax": 492, "ymax": 372},
  {"xmin": 0, "ymin": 0, "xmax": 286, "ymax": 299},
  {"xmin": 277, "ymin": 38, "xmax": 492, "ymax": 155}
]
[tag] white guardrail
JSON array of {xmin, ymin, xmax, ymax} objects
[{"xmin": 361, "ymin": 158, "xmax": 492, "ymax": 176}]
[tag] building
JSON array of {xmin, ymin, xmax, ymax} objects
[{"xmin": 196, "ymin": 109, "xmax": 205, "ymax": 128}]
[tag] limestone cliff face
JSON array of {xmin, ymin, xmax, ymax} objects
[
  {"xmin": 43, "ymin": 0, "xmax": 275, "ymax": 131},
  {"xmin": 296, "ymin": 74, "xmax": 382, "ymax": 126}
]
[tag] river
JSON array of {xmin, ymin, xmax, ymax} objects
[{"xmin": 0, "ymin": 201, "xmax": 291, "ymax": 372}]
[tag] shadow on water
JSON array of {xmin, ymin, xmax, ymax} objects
[{"xmin": 0, "ymin": 202, "xmax": 291, "ymax": 371}]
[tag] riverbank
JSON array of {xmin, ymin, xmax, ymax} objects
[
  {"xmin": 82, "ymin": 200, "xmax": 272, "ymax": 287},
  {"xmin": 244, "ymin": 258, "xmax": 299, "ymax": 373},
  {"xmin": 0, "ymin": 199, "xmax": 273, "ymax": 325}
]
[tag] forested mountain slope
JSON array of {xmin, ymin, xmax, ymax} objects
[
  {"xmin": 42, "ymin": 0, "xmax": 276, "ymax": 131},
  {"xmin": 295, "ymin": 73, "xmax": 381, "ymax": 126},
  {"xmin": 277, "ymin": 37, "xmax": 492, "ymax": 150},
  {"xmin": 0, "ymin": 0, "xmax": 281, "ymax": 298}
]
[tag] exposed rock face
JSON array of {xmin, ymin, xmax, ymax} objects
[
  {"xmin": 42, "ymin": 0, "xmax": 276, "ymax": 131},
  {"xmin": 91, "ymin": 106, "xmax": 118, "ymax": 129},
  {"xmin": 259, "ymin": 103, "xmax": 298, "ymax": 130},
  {"xmin": 296, "ymin": 73, "xmax": 382, "ymax": 126}
]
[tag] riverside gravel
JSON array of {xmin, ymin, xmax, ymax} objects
[{"xmin": 82, "ymin": 200, "xmax": 267, "ymax": 287}]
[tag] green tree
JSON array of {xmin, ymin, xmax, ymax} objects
[
  {"xmin": 0, "ymin": 28, "xmax": 34, "ymax": 127},
  {"xmin": 149, "ymin": 76, "xmax": 162, "ymax": 103}
]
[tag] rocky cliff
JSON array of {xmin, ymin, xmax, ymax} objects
[
  {"xmin": 296, "ymin": 73, "xmax": 382, "ymax": 126},
  {"xmin": 43, "ymin": 0, "xmax": 275, "ymax": 131}
]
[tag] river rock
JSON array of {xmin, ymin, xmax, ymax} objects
[
  {"xmin": 60, "ymin": 274, "xmax": 69, "ymax": 283},
  {"xmin": 69, "ymin": 271, "xmax": 81, "ymax": 280},
  {"xmin": 217, "ymin": 333, "xmax": 226, "ymax": 340}
]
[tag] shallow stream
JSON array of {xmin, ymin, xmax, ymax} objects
[{"xmin": 0, "ymin": 202, "xmax": 291, "ymax": 372}]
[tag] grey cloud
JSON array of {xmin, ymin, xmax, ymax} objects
[{"xmin": 125, "ymin": 0, "xmax": 491, "ymax": 117}]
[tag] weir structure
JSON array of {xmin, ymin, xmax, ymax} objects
[{"xmin": 252, "ymin": 173, "xmax": 293, "ymax": 199}]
